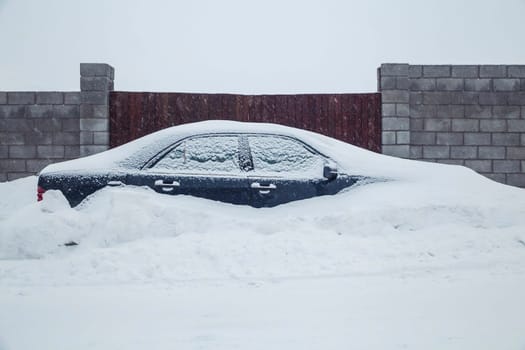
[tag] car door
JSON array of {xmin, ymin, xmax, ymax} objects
[
  {"xmin": 244, "ymin": 134, "xmax": 326, "ymax": 207},
  {"xmin": 126, "ymin": 134, "xmax": 253, "ymax": 205}
]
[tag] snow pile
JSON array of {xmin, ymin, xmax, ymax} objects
[
  {"xmin": 1, "ymin": 121, "xmax": 525, "ymax": 285},
  {"xmin": 1, "ymin": 161, "xmax": 524, "ymax": 285},
  {"xmin": 0, "ymin": 176, "xmax": 36, "ymax": 221},
  {"xmin": 1, "ymin": 126, "xmax": 525, "ymax": 349}
]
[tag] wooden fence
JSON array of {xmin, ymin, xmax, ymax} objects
[{"xmin": 109, "ymin": 92, "xmax": 382, "ymax": 152}]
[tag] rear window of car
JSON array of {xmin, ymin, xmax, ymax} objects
[{"xmin": 151, "ymin": 135, "xmax": 242, "ymax": 174}]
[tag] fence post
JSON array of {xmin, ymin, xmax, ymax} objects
[
  {"xmin": 378, "ymin": 63, "xmax": 410, "ymax": 158},
  {"xmin": 79, "ymin": 63, "xmax": 114, "ymax": 156}
]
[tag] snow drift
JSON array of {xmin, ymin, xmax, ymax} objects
[
  {"xmin": 2, "ymin": 122, "xmax": 525, "ymax": 350},
  {"xmin": 1, "ymin": 121, "xmax": 524, "ymax": 285}
]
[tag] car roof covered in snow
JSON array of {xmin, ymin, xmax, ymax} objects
[
  {"xmin": 39, "ymin": 120, "xmax": 500, "ymax": 190},
  {"xmin": 40, "ymin": 120, "xmax": 365, "ymax": 174}
]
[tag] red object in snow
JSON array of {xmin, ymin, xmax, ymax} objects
[{"xmin": 37, "ymin": 186, "xmax": 45, "ymax": 201}]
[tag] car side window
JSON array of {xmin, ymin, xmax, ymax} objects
[
  {"xmin": 150, "ymin": 135, "xmax": 241, "ymax": 174},
  {"xmin": 247, "ymin": 135, "xmax": 325, "ymax": 178}
]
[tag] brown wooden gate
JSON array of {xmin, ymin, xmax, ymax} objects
[{"xmin": 109, "ymin": 92, "xmax": 381, "ymax": 152}]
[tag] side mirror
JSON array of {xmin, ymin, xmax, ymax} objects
[{"xmin": 323, "ymin": 165, "xmax": 338, "ymax": 181}]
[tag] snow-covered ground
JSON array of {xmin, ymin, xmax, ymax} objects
[{"xmin": 1, "ymin": 135, "xmax": 525, "ymax": 349}]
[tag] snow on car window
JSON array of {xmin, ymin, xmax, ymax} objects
[
  {"xmin": 151, "ymin": 136, "xmax": 241, "ymax": 174},
  {"xmin": 248, "ymin": 136, "xmax": 324, "ymax": 177}
]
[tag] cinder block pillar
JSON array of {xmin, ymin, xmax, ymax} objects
[
  {"xmin": 79, "ymin": 63, "xmax": 114, "ymax": 156},
  {"xmin": 378, "ymin": 63, "xmax": 410, "ymax": 158}
]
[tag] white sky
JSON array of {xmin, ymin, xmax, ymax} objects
[{"xmin": 0, "ymin": 0, "xmax": 524, "ymax": 93}]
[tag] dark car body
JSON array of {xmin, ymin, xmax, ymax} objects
[{"xmin": 38, "ymin": 124, "xmax": 367, "ymax": 207}]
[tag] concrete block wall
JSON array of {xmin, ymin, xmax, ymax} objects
[
  {"xmin": 0, "ymin": 63, "xmax": 113, "ymax": 181},
  {"xmin": 379, "ymin": 63, "xmax": 525, "ymax": 187}
]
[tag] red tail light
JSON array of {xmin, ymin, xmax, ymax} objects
[{"xmin": 37, "ymin": 186, "xmax": 46, "ymax": 202}]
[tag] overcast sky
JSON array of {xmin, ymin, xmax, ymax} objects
[{"xmin": 0, "ymin": 0, "xmax": 524, "ymax": 93}]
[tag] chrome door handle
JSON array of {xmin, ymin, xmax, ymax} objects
[
  {"xmin": 154, "ymin": 179, "xmax": 180, "ymax": 192},
  {"xmin": 251, "ymin": 182, "xmax": 277, "ymax": 190},
  {"xmin": 107, "ymin": 180, "xmax": 123, "ymax": 187}
]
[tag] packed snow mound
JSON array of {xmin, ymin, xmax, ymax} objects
[
  {"xmin": 1, "ymin": 167, "xmax": 524, "ymax": 285},
  {"xmin": 2, "ymin": 121, "xmax": 525, "ymax": 285},
  {"xmin": 0, "ymin": 176, "xmax": 36, "ymax": 221}
]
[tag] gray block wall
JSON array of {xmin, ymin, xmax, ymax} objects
[
  {"xmin": 379, "ymin": 63, "xmax": 525, "ymax": 187},
  {"xmin": 0, "ymin": 63, "xmax": 113, "ymax": 181}
]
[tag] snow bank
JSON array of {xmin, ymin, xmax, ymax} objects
[
  {"xmin": 1, "ymin": 125, "xmax": 525, "ymax": 350},
  {"xmin": 1, "ymin": 121, "xmax": 525, "ymax": 285},
  {"xmin": 0, "ymin": 176, "xmax": 37, "ymax": 221},
  {"xmin": 1, "ymin": 160, "xmax": 524, "ymax": 285}
]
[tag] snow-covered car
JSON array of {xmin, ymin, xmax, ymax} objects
[{"xmin": 37, "ymin": 121, "xmax": 369, "ymax": 207}]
